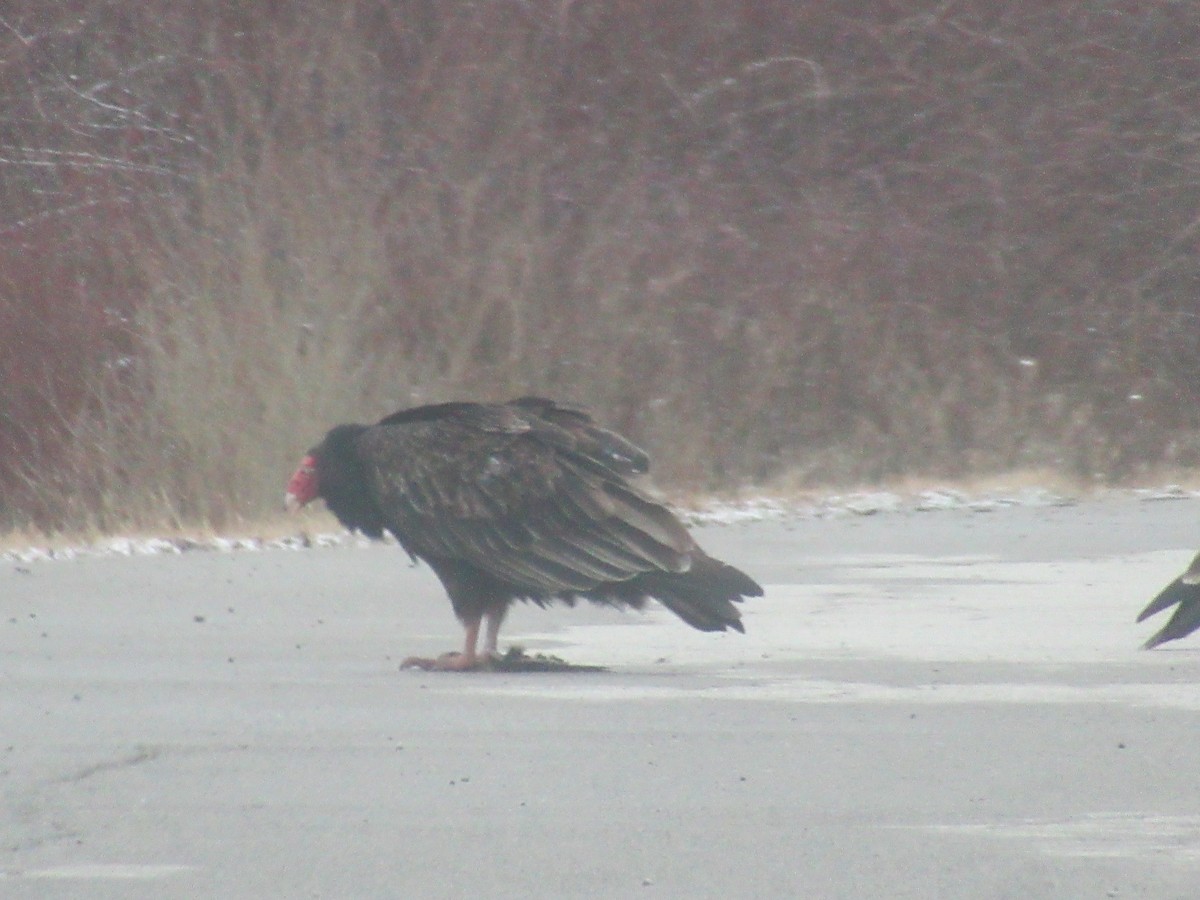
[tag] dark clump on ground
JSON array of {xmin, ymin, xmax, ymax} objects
[{"xmin": 490, "ymin": 647, "xmax": 606, "ymax": 673}]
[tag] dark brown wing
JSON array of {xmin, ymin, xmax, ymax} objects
[
  {"xmin": 355, "ymin": 403, "xmax": 694, "ymax": 596},
  {"xmin": 1138, "ymin": 551, "xmax": 1200, "ymax": 649},
  {"xmin": 505, "ymin": 396, "xmax": 649, "ymax": 475}
]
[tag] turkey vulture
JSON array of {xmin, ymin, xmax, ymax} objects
[
  {"xmin": 1137, "ymin": 551, "xmax": 1200, "ymax": 649},
  {"xmin": 285, "ymin": 397, "xmax": 763, "ymax": 670}
]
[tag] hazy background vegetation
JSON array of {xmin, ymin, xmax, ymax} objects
[{"xmin": 3, "ymin": 1, "xmax": 1200, "ymax": 534}]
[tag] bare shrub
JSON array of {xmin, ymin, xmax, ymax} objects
[{"xmin": 3, "ymin": 0, "xmax": 1200, "ymax": 534}]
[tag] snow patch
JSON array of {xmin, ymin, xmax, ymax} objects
[
  {"xmin": 683, "ymin": 484, "xmax": 1081, "ymax": 525},
  {"xmin": 3, "ymin": 486, "xmax": 1195, "ymax": 566},
  {"xmin": 1, "ymin": 530, "xmax": 391, "ymax": 566},
  {"xmin": 918, "ymin": 812, "xmax": 1200, "ymax": 862}
]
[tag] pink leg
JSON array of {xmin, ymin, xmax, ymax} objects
[{"xmin": 482, "ymin": 606, "xmax": 507, "ymax": 657}]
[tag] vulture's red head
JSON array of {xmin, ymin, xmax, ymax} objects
[
  {"xmin": 284, "ymin": 455, "xmax": 319, "ymax": 512},
  {"xmin": 284, "ymin": 425, "xmax": 386, "ymax": 538}
]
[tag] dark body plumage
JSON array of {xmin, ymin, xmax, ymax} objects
[
  {"xmin": 291, "ymin": 397, "xmax": 762, "ymax": 666},
  {"xmin": 1137, "ymin": 551, "xmax": 1200, "ymax": 649}
]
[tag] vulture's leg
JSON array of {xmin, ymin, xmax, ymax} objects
[{"xmin": 482, "ymin": 604, "xmax": 508, "ymax": 658}]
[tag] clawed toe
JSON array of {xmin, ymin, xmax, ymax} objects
[{"xmin": 400, "ymin": 651, "xmax": 495, "ymax": 672}]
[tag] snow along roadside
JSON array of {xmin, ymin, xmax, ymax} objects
[{"xmin": 3, "ymin": 484, "xmax": 1196, "ymax": 566}]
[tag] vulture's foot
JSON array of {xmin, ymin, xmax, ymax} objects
[{"xmin": 400, "ymin": 651, "xmax": 497, "ymax": 672}]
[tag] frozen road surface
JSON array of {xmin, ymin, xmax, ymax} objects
[{"xmin": 3, "ymin": 497, "xmax": 1200, "ymax": 898}]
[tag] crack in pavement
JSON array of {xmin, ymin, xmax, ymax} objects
[{"xmin": 53, "ymin": 745, "xmax": 163, "ymax": 785}]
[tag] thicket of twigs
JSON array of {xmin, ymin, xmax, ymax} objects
[{"xmin": 3, "ymin": 1, "xmax": 1199, "ymax": 533}]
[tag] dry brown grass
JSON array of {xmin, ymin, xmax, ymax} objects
[{"xmin": 3, "ymin": 1, "xmax": 1200, "ymax": 536}]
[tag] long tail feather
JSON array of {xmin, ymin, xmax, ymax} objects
[
  {"xmin": 1137, "ymin": 578, "xmax": 1189, "ymax": 623},
  {"xmin": 630, "ymin": 553, "xmax": 763, "ymax": 633},
  {"xmin": 1141, "ymin": 582, "xmax": 1200, "ymax": 649},
  {"xmin": 1138, "ymin": 553, "xmax": 1200, "ymax": 648}
]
